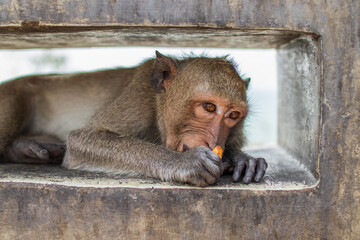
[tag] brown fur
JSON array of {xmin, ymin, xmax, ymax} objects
[{"xmin": 0, "ymin": 51, "xmax": 267, "ymax": 186}]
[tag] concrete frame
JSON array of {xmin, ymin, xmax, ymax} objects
[{"xmin": 0, "ymin": 0, "xmax": 359, "ymax": 239}]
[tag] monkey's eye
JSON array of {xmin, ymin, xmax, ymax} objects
[
  {"xmin": 202, "ymin": 103, "xmax": 216, "ymax": 112},
  {"xmin": 229, "ymin": 111, "xmax": 240, "ymax": 119}
]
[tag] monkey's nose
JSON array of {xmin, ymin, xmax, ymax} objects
[
  {"xmin": 205, "ymin": 141, "xmax": 217, "ymax": 150},
  {"xmin": 182, "ymin": 144, "xmax": 190, "ymax": 152}
]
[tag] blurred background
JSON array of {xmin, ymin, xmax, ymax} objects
[{"xmin": 0, "ymin": 47, "xmax": 277, "ymax": 148}]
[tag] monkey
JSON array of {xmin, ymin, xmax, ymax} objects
[{"xmin": 0, "ymin": 51, "xmax": 267, "ymax": 187}]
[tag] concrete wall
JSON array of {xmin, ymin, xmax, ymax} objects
[
  {"xmin": 278, "ymin": 37, "xmax": 321, "ymax": 177},
  {"xmin": 0, "ymin": 0, "xmax": 359, "ymax": 239}
]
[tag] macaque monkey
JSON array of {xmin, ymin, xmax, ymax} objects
[{"xmin": 0, "ymin": 51, "xmax": 267, "ymax": 187}]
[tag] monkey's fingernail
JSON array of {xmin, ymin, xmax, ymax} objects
[
  {"xmin": 232, "ymin": 172, "xmax": 240, "ymax": 182},
  {"xmin": 40, "ymin": 149, "xmax": 48, "ymax": 156},
  {"xmin": 243, "ymin": 177, "xmax": 251, "ymax": 184}
]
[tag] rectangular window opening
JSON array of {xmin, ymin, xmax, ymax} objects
[{"xmin": 0, "ymin": 31, "xmax": 321, "ymax": 190}]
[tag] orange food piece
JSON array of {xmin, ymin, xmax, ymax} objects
[{"xmin": 212, "ymin": 145, "xmax": 223, "ymax": 159}]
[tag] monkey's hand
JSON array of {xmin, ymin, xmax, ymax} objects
[
  {"xmin": 173, "ymin": 146, "xmax": 224, "ymax": 187},
  {"xmin": 224, "ymin": 151, "xmax": 267, "ymax": 184},
  {"xmin": 4, "ymin": 138, "xmax": 65, "ymax": 164}
]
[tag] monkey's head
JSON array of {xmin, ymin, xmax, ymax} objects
[{"xmin": 151, "ymin": 51, "xmax": 250, "ymax": 153}]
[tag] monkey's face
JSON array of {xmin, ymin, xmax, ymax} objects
[
  {"xmin": 152, "ymin": 51, "xmax": 249, "ymax": 153},
  {"xmin": 165, "ymin": 93, "xmax": 248, "ymax": 153}
]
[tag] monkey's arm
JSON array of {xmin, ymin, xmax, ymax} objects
[{"xmin": 63, "ymin": 128, "xmax": 223, "ymax": 187}]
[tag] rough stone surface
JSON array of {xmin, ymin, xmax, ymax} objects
[
  {"xmin": 278, "ymin": 37, "xmax": 321, "ymax": 177},
  {"xmin": 0, "ymin": 27, "xmax": 303, "ymax": 49},
  {"xmin": 0, "ymin": 147, "xmax": 317, "ymax": 190},
  {"xmin": 0, "ymin": 0, "xmax": 359, "ymax": 239}
]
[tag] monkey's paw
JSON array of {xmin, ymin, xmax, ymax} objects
[
  {"xmin": 225, "ymin": 152, "xmax": 267, "ymax": 184},
  {"xmin": 5, "ymin": 138, "xmax": 65, "ymax": 164},
  {"xmin": 175, "ymin": 146, "xmax": 224, "ymax": 187}
]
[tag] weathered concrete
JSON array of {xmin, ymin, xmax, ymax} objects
[
  {"xmin": 278, "ymin": 37, "xmax": 321, "ymax": 177},
  {"xmin": 0, "ymin": 0, "xmax": 359, "ymax": 239},
  {"xmin": 0, "ymin": 27, "xmax": 303, "ymax": 49},
  {"xmin": 0, "ymin": 0, "xmax": 312, "ymax": 49},
  {"xmin": 0, "ymin": 147, "xmax": 317, "ymax": 190}
]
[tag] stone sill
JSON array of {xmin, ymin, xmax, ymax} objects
[{"xmin": 0, "ymin": 146, "xmax": 318, "ymax": 191}]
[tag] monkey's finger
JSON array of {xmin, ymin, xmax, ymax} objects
[
  {"xmin": 223, "ymin": 161, "xmax": 231, "ymax": 171},
  {"xmin": 206, "ymin": 150, "xmax": 223, "ymax": 164},
  {"xmin": 188, "ymin": 175, "xmax": 210, "ymax": 188},
  {"xmin": 253, "ymin": 158, "xmax": 267, "ymax": 182},
  {"xmin": 198, "ymin": 171, "xmax": 217, "ymax": 185},
  {"xmin": 202, "ymin": 157, "xmax": 223, "ymax": 178},
  {"xmin": 202, "ymin": 161, "xmax": 222, "ymax": 178},
  {"xmin": 242, "ymin": 159, "xmax": 257, "ymax": 184},
  {"xmin": 222, "ymin": 156, "xmax": 232, "ymax": 171},
  {"xmin": 42, "ymin": 143, "xmax": 66, "ymax": 157},
  {"xmin": 27, "ymin": 142, "xmax": 50, "ymax": 160},
  {"xmin": 232, "ymin": 161, "xmax": 246, "ymax": 182},
  {"xmin": 203, "ymin": 151, "xmax": 223, "ymax": 177},
  {"xmin": 226, "ymin": 165, "xmax": 235, "ymax": 173}
]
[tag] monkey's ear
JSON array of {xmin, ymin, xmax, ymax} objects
[
  {"xmin": 151, "ymin": 51, "xmax": 177, "ymax": 92},
  {"xmin": 243, "ymin": 78, "xmax": 251, "ymax": 90}
]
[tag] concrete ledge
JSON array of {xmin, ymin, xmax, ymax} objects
[
  {"xmin": 0, "ymin": 26, "xmax": 306, "ymax": 49},
  {"xmin": 0, "ymin": 179, "xmax": 320, "ymax": 240},
  {"xmin": 0, "ymin": 147, "xmax": 319, "ymax": 239},
  {"xmin": 0, "ymin": 147, "xmax": 317, "ymax": 190}
]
